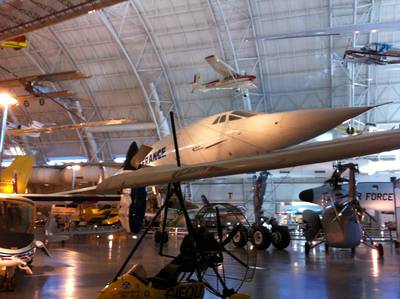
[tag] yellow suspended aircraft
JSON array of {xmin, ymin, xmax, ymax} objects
[{"xmin": 0, "ymin": 36, "xmax": 28, "ymax": 50}]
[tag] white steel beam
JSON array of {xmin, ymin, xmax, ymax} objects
[{"xmin": 98, "ymin": 10, "xmax": 162, "ymax": 139}]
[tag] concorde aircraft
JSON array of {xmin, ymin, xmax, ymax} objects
[{"xmin": 93, "ymin": 104, "xmax": 400, "ymax": 234}]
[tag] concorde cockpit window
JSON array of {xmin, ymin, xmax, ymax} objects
[
  {"xmin": 229, "ymin": 114, "xmax": 241, "ymax": 121},
  {"xmin": 212, "ymin": 116, "xmax": 221, "ymax": 125},
  {"xmin": 231, "ymin": 111, "xmax": 257, "ymax": 118},
  {"xmin": 219, "ymin": 115, "xmax": 226, "ymax": 123}
]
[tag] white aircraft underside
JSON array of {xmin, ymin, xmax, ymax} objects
[{"xmin": 202, "ymin": 79, "xmax": 257, "ymax": 90}]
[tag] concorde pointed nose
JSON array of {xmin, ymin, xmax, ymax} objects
[
  {"xmin": 255, "ymin": 104, "xmax": 389, "ymax": 150},
  {"xmin": 281, "ymin": 104, "xmax": 385, "ymax": 135}
]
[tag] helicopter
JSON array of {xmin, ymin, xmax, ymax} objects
[{"xmin": 300, "ymin": 163, "xmax": 384, "ymax": 256}]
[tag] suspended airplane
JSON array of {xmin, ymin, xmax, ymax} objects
[
  {"xmin": 191, "ymin": 55, "xmax": 257, "ymax": 92},
  {"xmin": 0, "ymin": 70, "xmax": 91, "ymax": 90},
  {"xmin": 344, "ymin": 42, "xmax": 400, "ymax": 65},
  {"xmin": 257, "ymin": 21, "xmax": 400, "ymax": 40},
  {"xmin": 6, "ymin": 118, "xmax": 135, "ymax": 138},
  {"xmin": 0, "ymin": 70, "xmax": 90, "ymax": 100},
  {"xmin": 15, "ymin": 90, "xmax": 80, "ymax": 107},
  {"xmin": 300, "ymin": 163, "xmax": 384, "ymax": 256},
  {"xmin": 0, "ymin": 1, "xmax": 127, "ymax": 42},
  {"xmin": 0, "ymin": 35, "xmax": 28, "ymax": 50},
  {"xmin": 0, "ymin": 70, "xmax": 90, "ymax": 117}
]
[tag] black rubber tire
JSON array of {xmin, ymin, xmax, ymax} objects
[
  {"xmin": 376, "ymin": 244, "xmax": 384, "ymax": 257},
  {"xmin": 251, "ymin": 226, "xmax": 272, "ymax": 250},
  {"xmin": 271, "ymin": 227, "xmax": 291, "ymax": 250},
  {"xmin": 305, "ymin": 242, "xmax": 311, "ymax": 255},
  {"xmin": 154, "ymin": 230, "xmax": 168, "ymax": 244},
  {"xmin": 232, "ymin": 225, "xmax": 248, "ymax": 248}
]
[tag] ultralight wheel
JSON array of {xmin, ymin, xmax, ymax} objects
[
  {"xmin": 154, "ymin": 230, "xmax": 168, "ymax": 244},
  {"xmin": 232, "ymin": 225, "xmax": 248, "ymax": 248},
  {"xmin": 305, "ymin": 242, "xmax": 311, "ymax": 255},
  {"xmin": 376, "ymin": 243, "xmax": 384, "ymax": 257}
]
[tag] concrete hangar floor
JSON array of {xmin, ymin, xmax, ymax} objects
[{"xmin": 2, "ymin": 233, "xmax": 399, "ymax": 299}]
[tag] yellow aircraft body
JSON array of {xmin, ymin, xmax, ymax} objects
[
  {"xmin": 98, "ymin": 273, "xmax": 204, "ymax": 299},
  {"xmin": 0, "ymin": 36, "xmax": 28, "ymax": 50},
  {"xmin": 0, "ymin": 156, "xmax": 35, "ymax": 193},
  {"xmin": 81, "ymin": 207, "xmax": 119, "ymax": 225},
  {"xmin": 98, "ymin": 265, "xmax": 249, "ymax": 299}
]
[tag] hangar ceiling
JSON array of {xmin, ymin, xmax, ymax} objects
[{"xmin": 0, "ymin": 0, "xmax": 400, "ymax": 163}]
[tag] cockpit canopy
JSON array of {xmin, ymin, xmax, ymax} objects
[
  {"xmin": 0, "ymin": 197, "xmax": 35, "ymax": 249},
  {"xmin": 212, "ymin": 110, "xmax": 257, "ymax": 125}
]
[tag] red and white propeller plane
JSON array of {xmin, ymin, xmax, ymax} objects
[{"xmin": 191, "ymin": 55, "xmax": 257, "ymax": 92}]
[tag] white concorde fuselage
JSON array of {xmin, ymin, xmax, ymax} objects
[{"xmin": 142, "ymin": 106, "xmax": 377, "ymax": 167}]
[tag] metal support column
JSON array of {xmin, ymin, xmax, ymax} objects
[{"xmin": 0, "ymin": 105, "xmax": 9, "ymax": 167}]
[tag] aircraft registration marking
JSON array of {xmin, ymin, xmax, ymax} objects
[
  {"xmin": 142, "ymin": 147, "xmax": 166, "ymax": 165},
  {"xmin": 358, "ymin": 192, "xmax": 394, "ymax": 201}
]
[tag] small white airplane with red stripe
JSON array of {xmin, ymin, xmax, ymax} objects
[{"xmin": 192, "ymin": 55, "xmax": 257, "ymax": 92}]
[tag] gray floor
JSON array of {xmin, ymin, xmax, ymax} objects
[{"xmin": 1, "ymin": 233, "xmax": 399, "ymax": 299}]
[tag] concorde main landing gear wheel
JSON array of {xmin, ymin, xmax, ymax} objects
[
  {"xmin": 251, "ymin": 226, "xmax": 272, "ymax": 250},
  {"xmin": 271, "ymin": 226, "xmax": 291, "ymax": 250}
]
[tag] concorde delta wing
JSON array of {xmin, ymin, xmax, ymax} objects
[{"xmin": 96, "ymin": 129, "xmax": 400, "ymax": 193}]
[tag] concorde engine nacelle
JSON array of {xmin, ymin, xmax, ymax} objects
[{"xmin": 29, "ymin": 166, "xmax": 118, "ymax": 187}]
